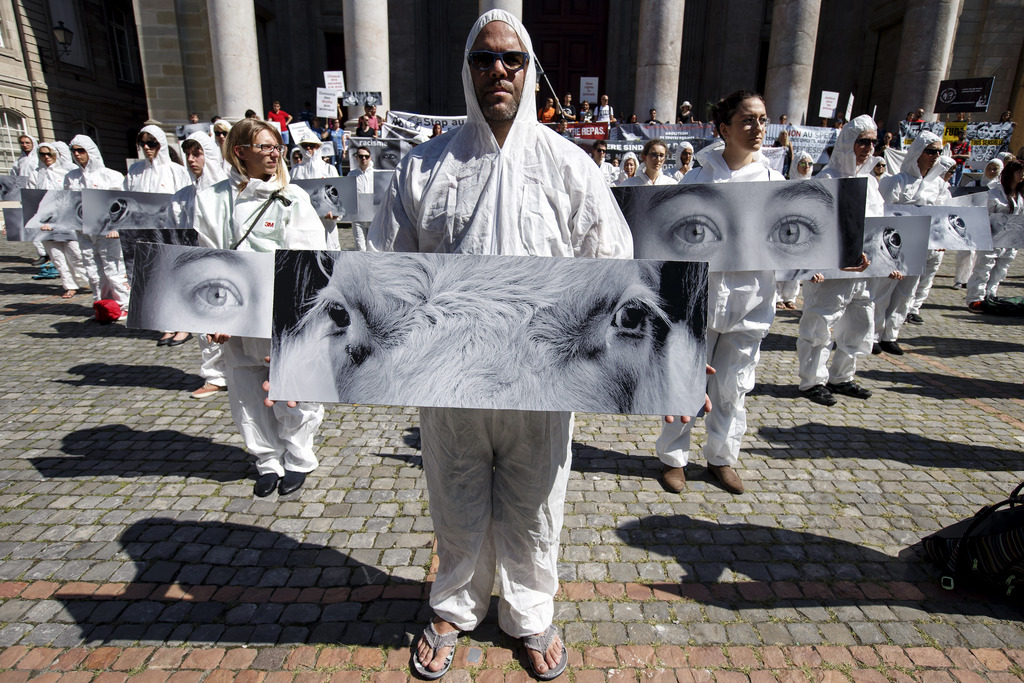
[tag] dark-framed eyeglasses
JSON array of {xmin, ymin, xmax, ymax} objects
[
  {"xmin": 248, "ymin": 143, "xmax": 286, "ymax": 155},
  {"xmin": 467, "ymin": 50, "xmax": 529, "ymax": 73},
  {"xmin": 646, "ymin": 152, "xmax": 666, "ymax": 159},
  {"xmin": 854, "ymin": 138, "xmax": 876, "ymax": 147}
]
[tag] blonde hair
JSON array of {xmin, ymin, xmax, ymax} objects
[{"xmin": 225, "ymin": 118, "xmax": 288, "ymax": 186}]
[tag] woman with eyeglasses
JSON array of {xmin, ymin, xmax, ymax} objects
[
  {"xmin": 619, "ymin": 138, "xmax": 675, "ymax": 186},
  {"xmin": 655, "ymin": 90, "xmax": 785, "ymax": 497},
  {"xmin": 28, "ymin": 142, "xmax": 88, "ymax": 299},
  {"xmin": 873, "ymin": 131, "xmax": 951, "ymax": 354},
  {"xmin": 192, "ymin": 118, "xmax": 327, "ymax": 498},
  {"xmin": 64, "ymin": 135, "xmax": 130, "ymax": 318}
]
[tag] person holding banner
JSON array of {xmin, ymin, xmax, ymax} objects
[
  {"xmin": 367, "ymin": 10, "xmax": 633, "ymax": 679},
  {"xmin": 796, "ymin": 115, "xmax": 879, "ymax": 407},
  {"xmin": 967, "ymin": 160, "xmax": 1022, "ymax": 310},
  {"xmin": 65, "ymin": 135, "xmax": 130, "ymax": 318},
  {"xmin": 656, "ymin": 90, "xmax": 784, "ymax": 496},
  {"xmin": 873, "ymin": 132, "xmax": 949, "ymax": 353},
  {"xmin": 621, "ymin": 139, "xmax": 675, "ymax": 186},
  {"xmin": 193, "ymin": 118, "xmax": 326, "ymax": 498}
]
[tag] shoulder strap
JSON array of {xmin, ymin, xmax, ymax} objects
[{"xmin": 231, "ymin": 189, "xmax": 293, "ymax": 250}]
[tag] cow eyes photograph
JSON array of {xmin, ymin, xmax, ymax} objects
[
  {"xmin": 127, "ymin": 243, "xmax": 274, "ymax": 338},
  {"xmin": 270, "ymin": 250, "xmax": 709, "ymax": 416},
  {"xmin": 80, "ymin": 189, "xmax": 174, "ymax": 236},
  {"xmin": 884, "ymin": 204, "xmax": 993, "ymax": 251},
  {"xmin": 614, "ymin": 177, "xmax": 866, "ymax": 272},
  {"xmin": 291, "ymin": 177, "xmax": 358, "ymax": 221},
  {"xmin": 20, "ymin": 189, "xmax": 82, "ymax": 242}
]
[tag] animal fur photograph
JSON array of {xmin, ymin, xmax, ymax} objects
[
  {"xmin": 885, "ymin": 204, "xmax": 993, "ymax": 251},
  {"xmin": 779, "ymin": 215, "xmax": 931, "ymax": 281},
  {"xmin": 270, "ymin": 250, "xmax": 709, "ymax": 415},
  {"xmin": 989, "ymin": 213, "xmax": 1024, "ymax": 250},
  {"xmin": 80, "ymin": 189, "xmax": 174, "ymax": 236},
  {"xmin": 292, "ymin": 177, "xmax": 358, "ymax": 222},
  {"xmin": 127, "ymin": 242, "xmax": 275, "ymax": 338},
  {"xmin": 20, "ymin": 189, "xmax": 81, "ymax": 242},
  {"xmin": 614, "ymin": 177, "xmax": 866, "ymax": 271}
]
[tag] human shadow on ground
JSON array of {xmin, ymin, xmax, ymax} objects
[
  {"xmin": 60, "ymin": 362, "xmax": 203, "ymax": 392},
  {"xmin": 857, "ymin": 367, "xmax": 1024, "ymax": 400},
  {"xmin": 49, "ymin": 517, "xmax": 431, "ymax": 647},
  {"xmin": 30, "ymin": 425, "xmax": 250, "ymax": 483},
  {"xmin": 899, "ymin": 334, "xmax": 1024, "ymax": 357},
  {"xmin": 0, "ymin": 299, "xmax": 92, "ymax": 318},
  {"xmin": 754, "ymin": 422, "xmax": 1024, "ymax": 471},
  {"xmin": 616, "ymin": 514, "xmax": 1024, "ymax": 621},
  {"xmin": 23, "ymin": 320, "xmax": 153, "ymax": 340},
  {"xmin": 570, "ymin": 443, "xmax": 743, "ymax": 494}
]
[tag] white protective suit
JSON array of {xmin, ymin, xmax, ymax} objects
[
  {"xmin": 290, "ymin": 133, "xmax": 340, "ymax": 249},
  {"xmin": 347, "ymin": 161, "xmax": 373, "ymax": 251},
  {"xmin": 29, "ymin": 143, "xmax": 87, "ymax": 292},
  {"xmin": 193, "ymin": 167, "xmax": 326, "ymax": 478},
  {"xmin": 955, "ymin": 159, "xmax": 1004, "ymax": 284},
  {"xmin": 124, "ymin": 125, "xmax": 193, "ymax": 194},
  {"xmin": 796, "ymin": 115, "xmax": 883, "ymax": 392},
  {"xmin": 620, "ymin": 163, "xmax": 677, "ymax": 186},
  {"xmin": 874, "ymin": 132, "xmax": 952, "ymax": 342},
  {"xmin": 613, "ymin": 152, "xmax": 638, "ymax": 186},
  {"xmin": 11, "ymin": 134, "xmax": 37, "ymax": 177},
  {"xmin": 672, "ymin": 141, "xmax": 694, "ymax": 182},
  {"xmin": 169, "ymin": 132, "xmax": 229, "ymax": 389},
  {"xmin": 64, "ymin": 135, "xmax": 130, "ymax": 310},
  {"xmin": 966, "ymin": 184, "xmax": 1020, "ymax": 304},
  {"xmin": 366, "ymin": 9, "xmax": 632, "ymax": 638},
  {"xmin": 656, "ymin": 144, "xmax": 784, "ymax": 471}
]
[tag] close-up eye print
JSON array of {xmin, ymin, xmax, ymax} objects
[
  {"xmin": 614, "ymin": 177, "xmax": 865, "ymax": 272},
  {"xmin": 270, "ymin": 250, "xmax": 708, "ymax": 416},
  {"xmin": 126, "ymin": 243, "xmax": 275, "ymax": 338}
]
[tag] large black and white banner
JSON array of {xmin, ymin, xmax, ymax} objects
[
  {"xmin": 615, "ymin": 178, "xmax": 866, "ymax": 271},
  {"xmin": 989, "ymin": 214, "xmax": 1024, "ymax": 250},
  {"xmin": 779, "ymin": 215, "xmax": 931, "ymax": 281},
  {"xmin": 0, "ymin": 175, "xmax": 28, "ymax": 202},
  {"xmin": 127, "ymin": 243, "xmax": 274, "ymax": 338},
  {"xmin": 81, "ymin": 189, "xmax": 173, "ymax": 235},
  {"xmin": 899, "ymin": 120, "xmax": 1014, "ymax": 166},
  {"xmin": 385, "ymin": 110, "xmax": 466, "ymax": 139},
  {"xmin": 270, "ymin": 250, "xmax": 709, "ymax": 415},
  {"xmin": 884, "ymin": 204, "xmax": 992, "ymax": 250},
  {"xmin": 346, "ymin": 138, "xmax": 410, "ymax": 173},
  {"xmin": 19, "ymin": 189, "xmax": 81, "ymax": 242}
]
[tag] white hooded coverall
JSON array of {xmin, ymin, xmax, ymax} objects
[
  {"xmin": 874, "ymin": 132, "xmax": 952, "ymax": 342},
  {"xmin": 64, "ymin": 135, "xmax": 130, "ymax": 310},
  {"xmin": 290, "ymin": 133, "xmax": 341, "ymax": 249},
  {"xmin": 169, "ymin": 132, "xmax": 229, "ymax": 389},
  {"xmin": 367, "ymin": 9, "xmax": 632, "ymax": 637},
  {"xmin": 193, "ymin": 167, "xmax": 327, "ymax": 478},
  {"xmin": 966, "ymin": 184, "xmax": 1020, "ymax": 304},
  {"xmin": 796, "ymin": 115, "xmax": 883, "ymax": 391},
  {"xmin": 655, "ymin": 144, "xmax": 784, "ymax": 470},
  {"xmin": 28, "ymin": 143, "xmax": 87, "ymax": 292},
  {"xmin": 347, "ymin": 160, "xmax": 374, "ymax": 251},
  {"xmin": 12, "ymin": 135, "xmax": 46, "ymax": 259},
  {"xmin": 125, "ymin": 125, "xmax": 194, "ymax": 194}
]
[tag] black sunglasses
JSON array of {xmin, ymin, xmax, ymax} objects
[
  {"xmin": 356, "ymin": 154, "xmax": 371, "ymax": 159},
  {"xmin": 139, "ymin": 139, "xmax": 160, "ymax": 149},
  {"xmin": 467, "ymin": 50, "xmax": 529, "ymax": 73},
  {"xmin": 922, "ymin": 148, "xmax": 942, "ymax": 156}
]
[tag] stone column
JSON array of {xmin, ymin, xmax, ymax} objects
[
  {"xmin": 206, "ymin": 0, "xmax": 263, "ymax": 121},
  {"xmin": 478, "ymin": 0, "xmax": 522, "ymax": 18},
  {"xmin": 633, "ymin": 0, "xmax": 686, "ymax": 125},
  {"xmin": 888, "ymin": 0, "xmax": 960, "ymax": 131},
  {"xmin": 343, "ymin": 0, "xmax": 391, "ymax": 114},
  {"xmin": 763, "ymin": 0, "xmax": 821, "ymax": 125}
]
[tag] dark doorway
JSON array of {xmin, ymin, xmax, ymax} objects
[{"xmin": 525, "ymin": 0, "xmax": 609, "ymax": 111}]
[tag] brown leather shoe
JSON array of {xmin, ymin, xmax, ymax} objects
[
  {"xmin": 708, "ymin": 464, "xmax": 745, "ymax": 494},
  {"xmin": 661, "ymin": 465, "xmax": 686, "ymax": 492}
]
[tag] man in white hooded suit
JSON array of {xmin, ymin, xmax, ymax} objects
[{"xmin": 367, "ymin": 10, "xmax": 633, "ymax": 680}]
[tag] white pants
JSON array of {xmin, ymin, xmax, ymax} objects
[
  {"xmin": 44, "ymin": 241, "xmax": 88, "ymax": 292},
  {"xmin": 776, "ymin": 280, "xmax": 800, "ymax": 304},
  {"xmin": 198, "ymin": 335, "xmax": 227, "ymax": 387},
  {"xmin": 954, "ymin": 251, "xmax": 975, "ymax": 284},
  {"xmin": 966, "ymin": 248, "xmax": 1018, "ymax": 304},
  {"xmin": 353, "ymin": 222, "xmax": 368, "ymax": 251},
  {"xmin": 78, "ymin": 233, "xmax": 130, "ymax": 309},
  {"xmin": 657, "ymin": 327, "xmax": 764, "ymax": 469},
  {"xmin": 33, "ymin": 240, "xmax": 46, "ymax": 257},
  {"xmin": 908, "ymin": 249, "xmax": 944, "ymax": 315},
  {"xmin": 872, "ymin": 276, "xmax": 915, "ymax": 342},
  {"xmin": 324, "ymin": 218, "xmax": 340, "ymax": 250},
  {"xmin": 796, "ymin": 279, "xmax": 873, "ymax": 390},
  {"xmin": 421, "ymin": 407, "xmax": 572, "ymax": 637},
  {"xmin": 223, "ymin": 337, "xmax": 323, "ymax": 477}
]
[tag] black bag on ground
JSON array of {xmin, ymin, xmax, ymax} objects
[
  {"xmin": 922, "ymin": 481, "xmax": 1024, "ymax": 599},
  {"xmin": 980, "ymin": 295, "xmax": 1024, "ymax": 316}
]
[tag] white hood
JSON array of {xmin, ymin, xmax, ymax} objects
[
  {"xmin": 28, "ymin": 142, "xmax": 70, "ymax": 190},
  {"xmin": 136, "ymin": 124, "xmax": 173, "ymax": 168},
  {"xmin": 900, "ymin": 131, "xmax": 944, "ymax": 180},
  {"xmin": 186, "ymin": 131, "xmax": 227, "ymax": 190},
  {"xmin": 822, "ymin": 115, "xmax": 878, "ymax": 178},
  {"xmin": 69, "ymin": 134, "xmax": 107, "ymax": 175},
  {"xmin": 790, "ymin": 150, "xmax": 814, "ymax": 180}
]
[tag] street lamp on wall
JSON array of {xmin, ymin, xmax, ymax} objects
[{"xmin": 52, "ymin": 21, "xmax": 73, "ymax": 58}]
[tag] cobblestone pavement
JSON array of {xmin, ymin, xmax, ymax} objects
[{"xmin": 0, "ymin": 234, "xmax": 1022, "ymax": 682}]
